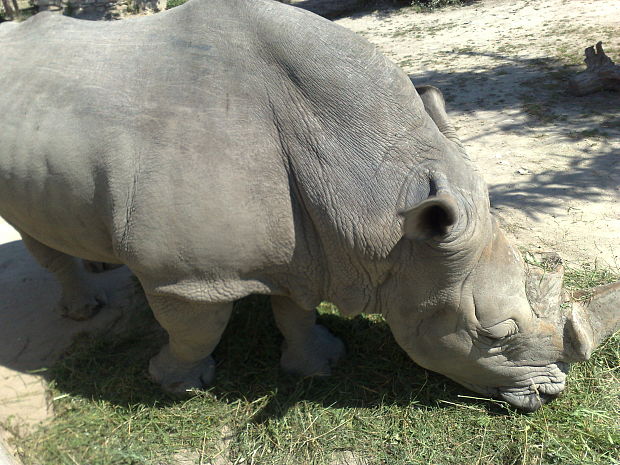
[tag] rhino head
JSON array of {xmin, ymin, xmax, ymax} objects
[
  {"xmin": 383, "ymin": 186, "xmax": 619, "ymax": 412},
  {"xmin": 372, "ymin": 85, "xmax": 620, "ymax": 412}
]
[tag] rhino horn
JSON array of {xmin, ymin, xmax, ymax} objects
[
  {"xmin": 563, "ymin": 281, "xmax": 620, "ymax": 362},
  {"xmin": 524, "ymin": 252, "xmax": 565, "ymax": 320}
]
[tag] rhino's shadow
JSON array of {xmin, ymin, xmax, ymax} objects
[
  {"xmin": 0, "ymin": 239, "xmax": 146, "ymax": 373},
  {"xmin": 44, "ymin": 293, "xmax": 508, "ymax": 418},
  {"xmin": 0, "ymin": 238, "xmax": 504, "ymax": 417},
  {"xmin": 289, "ymin": 0, "xmax": 480, "ymax": 21}
]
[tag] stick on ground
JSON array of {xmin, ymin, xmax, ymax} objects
[{"xmin": 568, "ymin": 41, "xmax": 620, "ymax": 96}]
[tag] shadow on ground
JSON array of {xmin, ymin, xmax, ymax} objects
[
  {"xmin": 288, "ymin": 0, "xmax": 403, "ymax": 19},
  {"xmin": 409, "ymin": 50, "xmax": 620, "ymax": 215},
  {"xmin": 0, "ymin": 240, "xmax": 144, "ymax": 373},
  {"xmin": 287, "ymin": 0, "xmax": 476, "ymax": 19},
  {"xmin": 0, "ymin": 239, "xmax": 505, "ymax": 420},
  {"xmin": 488, "ymin": 141, "xmax": 618, "ymax": 216},
  {"xmin": 40, "ymin": 293, "xmax": 511, "ymax": 419},
  {"xmin": 409, "ymin": 51, "xmax": 619, "ymax": 123}
]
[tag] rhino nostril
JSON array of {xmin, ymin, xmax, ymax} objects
[{"xmin": 556, "ymin": 361, "xmax": 570, "ymax": 374}]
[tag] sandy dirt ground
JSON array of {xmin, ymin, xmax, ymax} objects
[
  {"xmin": 0, "ymin": 224, "xmax": 141, "ymax": 459},
  {"xmin": 0, "ymin": 0, "xmax": 618, "ymax": 461}
]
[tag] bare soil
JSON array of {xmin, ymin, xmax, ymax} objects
[{"xmin": 0, "ymin": 0, "xmax": 618, "ymax": 460}]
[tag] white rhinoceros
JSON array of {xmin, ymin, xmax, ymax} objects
[{"xmin": 0, "ymin": 0, "xmax": 618, "ymax": 412}]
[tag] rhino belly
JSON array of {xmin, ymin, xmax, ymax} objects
[
  {"xmin": 0, "ymin": 113, "xmax": 124, "ymax": 264},
  {"xmin": 0, "ymin": 178, "xmax": 121, "ymax": 264}
]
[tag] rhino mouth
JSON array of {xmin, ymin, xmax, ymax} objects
[
  {"xmin": 497, "ymin": 387, "xmax": 559, "ymax": 412},
  {"xmin": 498, "ymin": 361, "xmax": 569, "ymax": 412},
  {"xmin": 457, "ymin": 362, "xmax": 570, "ymax": 412}
]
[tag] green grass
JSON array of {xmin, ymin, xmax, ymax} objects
[
  {"xmin": 405, "ymin": 0, "xmax": 464, "ymax": 11},
  {"xmin": 8, "ymin": 265, "xmax": 620, "ymax": 465},
  {"xmin": 166, "ymin": 0, "xmax": 187, "ymax": 9}
]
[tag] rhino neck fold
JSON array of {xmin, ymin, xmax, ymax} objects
[
  {"xmin": 258, "ymin": 7, "xmax": 490, "ymax": 315},
  {"xmin": 280, "ymin": 140, "xmax": 488, "ymax": 317}
]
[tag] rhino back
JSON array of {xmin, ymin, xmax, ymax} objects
[{"xmin": 0, "ymin": 2, "xmax": 303, "ymax": 281}]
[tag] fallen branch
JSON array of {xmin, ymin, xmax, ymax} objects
[{"xmin": 568, "ymin": 42, "xmax": 620, "ymax": 96}]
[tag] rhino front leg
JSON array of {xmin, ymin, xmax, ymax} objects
[
  {"xmin": 271, "ymin": 296, "xmax": 345, "ymax": 377},
  {"xmin": 19, "ymin": 231, "xmax": 107, "ymax": 320},
  {"xmin": 147, "ymin": 294, "xmax": 232, "ymax": 395}
]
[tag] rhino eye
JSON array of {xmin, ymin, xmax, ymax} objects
[{"xmin": 481, "ymin": 319, "xmax": 519, "ymax": 339}]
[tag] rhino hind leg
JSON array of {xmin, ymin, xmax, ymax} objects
[
  {"xmin": 19, "ymin": 231, "xmax": 107, "ymax": 321},
  {"xmin": 271, "ymin": 296, "xmax": 345, "ymax": 377},
  {"xmin": 147, "ymin": 294, "xmax": 232, "ymax": 395}
]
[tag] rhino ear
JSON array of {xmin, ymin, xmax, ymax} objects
[{"xmin": 400, "ymin": 193, "xmax": 459, "ymax": 241}]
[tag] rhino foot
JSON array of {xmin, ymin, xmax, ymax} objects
[
  {"xmin": 149, "ymin": 346, "xmax": 215, "ymax": 396},
  {"xmin": 55, "ymin": 288, "xmax": 108, "ymax": 321},
  {"xmin": 280, "ymin": 324, "xmax": 345, "ymax": 377}
]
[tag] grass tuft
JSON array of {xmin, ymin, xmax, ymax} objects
[{"xmin": 165, "ymin": 0, "xmax": 187, "ymax": 9}]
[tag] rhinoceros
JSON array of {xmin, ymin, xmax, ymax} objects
[{"xmin": 0, "ymin": 0, "xmax": 618, "ymax": 412}]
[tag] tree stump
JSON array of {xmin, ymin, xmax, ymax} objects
[{"xmin": 568, "ymin": 42, "xmax": 620, "ymax": 96}]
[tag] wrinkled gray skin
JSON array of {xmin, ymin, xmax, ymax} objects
[{"xmin": 1, "ymin": 0, "xmax": 618, "ymax": 412}]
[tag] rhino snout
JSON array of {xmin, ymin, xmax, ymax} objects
[
  {"xmin": 496, "ymin": 361, "xmax": 569, "ymax": 412},
  {"xmin": 498, "ymin": 388, "xmax": 560, "ymax": 413},
  {"xmin": 456, "ymin": 361, "xmax": 569, "ymax": 412}
]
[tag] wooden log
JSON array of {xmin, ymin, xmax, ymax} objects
[{"xmin": 568, "ymin": 42, "xmax": 620, "ymax": 96}]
